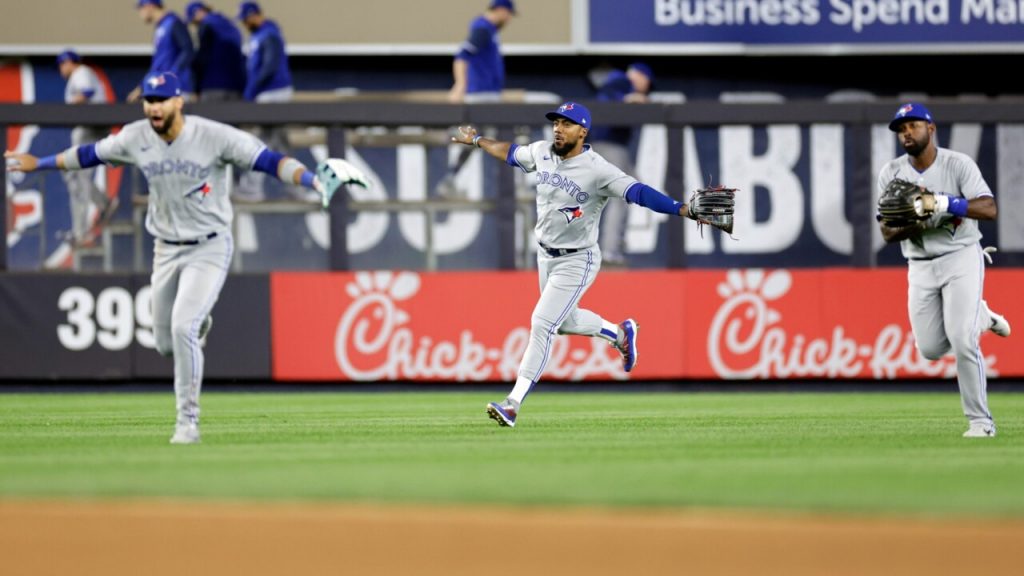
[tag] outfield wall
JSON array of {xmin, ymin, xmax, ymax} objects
[{"xmin": 2, "ymin": 268, "xmax": 1020, "ymax": 382}]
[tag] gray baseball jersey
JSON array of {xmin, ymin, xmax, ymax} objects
[
  {"xmin": 94, "ymin": 115, "xmax": 265, "ymax": 241},
  {"xmin": 64, "ymin": 65, "xmax": 108, "ymax": 105},
  {"xmin": 510, "ymin": 142, "xmax": 637, "ymax": 249},
  {"xmin": 877, "ymin": 147, "xmax": 993, "ymax": 260}
]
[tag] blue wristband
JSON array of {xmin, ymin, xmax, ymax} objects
[
  {"xmin": 948, "ymin": 196, "xmax": 968, "ymax": 217},
  {"xmin": 300, "ymin": 171, "xmax": 315, "ymax": 189},
  {"xmin": 36, "ymin": 154, "xmax": 58, "ymax": 170}
]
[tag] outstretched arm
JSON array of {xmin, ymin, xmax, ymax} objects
[
  {"xmin": 451, "ymin": 125, "xmax": 511, "ymax": 162},
  {"xmin": 250, "ymin": 148, "xmax": 321, "ymax": 192}
]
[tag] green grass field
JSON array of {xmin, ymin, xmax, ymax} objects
[{"xmin": 2, "ymin": 391, "xmax": 1023, "ymax": 517}]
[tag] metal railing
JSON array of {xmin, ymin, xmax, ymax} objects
[{"xmin": 5, "ymin": 99, "xmax": 1024, "ymax": 271}]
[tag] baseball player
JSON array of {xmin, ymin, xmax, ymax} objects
[
  {"xmin": 5, "ymin": 72, "xmax": 324, "ymax": 445},
  {"xmin": 128, "ymin": 0, "xmax": 194, "ymax": 102},
  {"xmin": 57, "ymin": 49, "xmax": 116, "ymax": 247},
  {"xmin": 453, "ymin": 102, "xmax": 699, "ymax": 428},
  {"xmin": 879, "ymin": 102, "xmax": 1011, "ymax": 438}
]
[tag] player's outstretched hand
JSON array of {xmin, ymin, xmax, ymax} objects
[
  {"xmin": 315, "ymin": 158, "xmax": 370, "ymax": 210},
  {"xmin": 452, "ymin": 125, "xmax": 478, "ymax": 146},
  {"xmin": 4, "ymin": 150, "xmax": 38, "ymax": 173}
]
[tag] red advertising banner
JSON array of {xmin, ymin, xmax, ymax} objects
[{"xmin": 271, "ymin": 269, "xmax": 1023, "ymax": 382}]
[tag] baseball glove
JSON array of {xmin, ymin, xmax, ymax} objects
[
  {"xmin": 877, "ymin": 178, "xmax": 934, "ymax": 227},
  {"xmin": 316, "ymin": 158, "xmax": 370, "ymax": 209},
  {"xmin": 687, "ymin": 185, "xmax": 737, "ymax": 235}
]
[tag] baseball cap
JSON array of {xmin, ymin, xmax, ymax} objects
[
  {"xmin": 56, "ymin": 49, "xmax": 81, "ymax": 65},
  {"xmin": 545, "ymin": 102, "xmax": 592, "ymax": 128},
  {"xmin": 889, "ymin": 102, "xmax": 934, "ymax": 132},
  {"xmin": 136, "ymin": 0, "xmax": 163, "ymax": 8},
  {"xmin": 627, "ymin": 62, "xmax": 654, "ymax": 82},
  {"xmin": 141, "ymin": 71, "xmax": 182, "ymax": 99},
  {"xmin": 490, "ymin": 0, "xmax": 516, "ymax": 13},
  {"xmin": 237, "ymin": 1, "xmax": 261, "ymax": 20},
  {"xmin": 185, "ymin": 2, "xmax": 209, "ymax": 21}
]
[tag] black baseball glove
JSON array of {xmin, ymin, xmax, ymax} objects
[
  {"xmin": 687, "ymin": 185, "xmax": 737, "ymax": 235},
  {"xmin": 877, "ymin": 178, "xmax": 932, "ymax": 227}
]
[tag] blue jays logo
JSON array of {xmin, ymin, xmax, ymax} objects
[
  {"xmin": 147, "ymin": 74, "xmax": 166, "ymax": 89},
  {"xmin": 896, "ymin": 104, "xmax": 914, "ymax": 118},
  {"xmin": 558, "ymin": 205, "xmax": 583, "ymax": 224},
  {"xmin": 559, "ymin": 103, "xmax": 575, "ymax": 112},
  {"xmin": 185, "ymin": 181, "xmax": 212, "ymax": 202}
]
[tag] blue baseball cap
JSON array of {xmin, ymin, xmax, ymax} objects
[
  {"xmin": 627, "ymin": 62, "xmax": 654, "ymax": 82},
  {"xmin": 185, "ymin": 2, "xmax": 209, "ymax": 21},
  {"xmin": 136, "ymin": 0, "xmax": 162, "ymax": 8},
  {"xmin": 889, "ymin": 102, "xmax": 934, "ymax": 132},
  {"xmin": 545, "ymin": 102, "xmax": 592, "ymax": 129},
  {"xmin": 490, "ymin": 0, "xmax": 516, "ymax": 13},
  {"xmin": 237, "ymin": 1, "xmax": 260, "ymax": 20},
  {"xmin": 141, "ymin": 71, "xmax": 182, "ymax": 99},
  {"xmin": 56, "ymin": 50, "xmax": 81, "ymax": 65}
]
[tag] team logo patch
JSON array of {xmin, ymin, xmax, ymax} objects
[
  {"xmin": 896, "ymin": 104, "xmax": 913, "ymax": 118},
  {"xmin": 147, "ymin": 74, "xmax": 166, "ymax": 89},
  {"xmin": 558, "ymin": 205, "xmax": 583, "ymax": 224},
  {"xmin": 185, "ymin": 181, "xmax": 212, "ymax": 202}
]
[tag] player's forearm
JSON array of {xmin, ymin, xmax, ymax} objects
[
  {"xmin": 451, "ymin": 59, "xmax": 468, "ymax": 89},
  {"xmin": 474, "ymin": 136, "xmax": 511, "ymax": 162},
  {"xmin": 967, "ymin": 196, "xmax": 997, "ymax": 220}
]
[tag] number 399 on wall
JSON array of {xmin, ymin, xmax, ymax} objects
[{"xmin": 56, "ymin": 286, "xmax": 155, "ymax": 352}]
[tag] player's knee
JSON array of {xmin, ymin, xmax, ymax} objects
[
  {"xmin": 530, "ymin": 312, "xmax": 558, "ymax": 336},
  {"xmin": 948, "ymin": 333, "xmax": 978, "ymax": 357},
  {"xmin": 171, "ymin": 321, "xmax": 198, "ymax": 345},
  {"xmin": 916, "ymin": 340, "xmax": 948, "ymax": 361},
  {"xmin": 154, "ymin": 334, "xmax": 174, "ymax": 357}
]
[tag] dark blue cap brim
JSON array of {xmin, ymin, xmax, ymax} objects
[{"xmin": 545, "ymin": 112, "xmax": 582, "ymax": 125}]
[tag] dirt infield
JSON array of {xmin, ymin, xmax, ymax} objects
[{"xmin": 2, "ymin": 500, "xmax": 1020, "ymax": 575}]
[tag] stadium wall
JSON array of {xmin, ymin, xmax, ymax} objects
[{"xmin": 2, "ymin": 269, "xmax": 1020, "ymax": 382}]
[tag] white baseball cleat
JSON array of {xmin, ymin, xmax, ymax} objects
[
  {"xmin": 963, "ymin": 423, "xmax": 996, "ymax": 438},
  {"xmin": 170, "ymin": 423, "xmax": 201, "ymax": 444},
  {"xmin": 981, "ymin": 301, "xmax": 1010, "ymax": 337}
]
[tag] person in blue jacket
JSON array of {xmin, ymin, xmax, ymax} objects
[
  {"xmin": 589, "ymin": 62, "xmax": 654, "ymax": 266},
  {"xmin": 235, "ymin": 2, "xmax": 296, "ymax": 199},
  {"xmin": 448, "ymin": 0, "xmax": 515, "ymax": 103},
  {"xmin": 128, "ymin": 0, "xmax": 194, "ymax": 102},
  {"xmin": 185, "ymin": 2, "xmax": 246, "ymax": 101},
  {"xmin": 238, "ymin": 1, "xmax": 293, "ymax": 103}
]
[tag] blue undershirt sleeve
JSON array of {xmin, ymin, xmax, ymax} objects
[{"xmin": 624, "ymin": 182, "xmax": 683, "ymax": 215}]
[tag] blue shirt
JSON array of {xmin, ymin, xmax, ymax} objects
[
  {"xmin": 588, "ymin": 70, "xmax": 634, "ymax": 145},
  {"xmin": 244, "ymin": 20, "xmax": 293, "ymax": 101},
  {"xmin": 455, "ymin": 16, "xmax": 504, "ymax": 94},
  {"xmin": 194, "ymin": 12, "xmax": 246, "ymax": 93},
  {"xmin": 151, "ymin": 12, "xmax": 194, "ymax": 93}
]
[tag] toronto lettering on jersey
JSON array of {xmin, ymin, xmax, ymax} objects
[
  {"xmin": 536, "ymin": 171, "xmax": 589, "ymax": 204},
  {"xmin": 139, "ymin": 159, "xmax": 212, "ymax": 181}
]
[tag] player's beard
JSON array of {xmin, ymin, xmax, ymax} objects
[
  {"xmin": 149, "ymin": 110, "xmax": 177, "ymax": 136},
  {"xmin": 902, "ymin": 132, "xmax": 930, "ymax": 157},
  {"xmin": 552, "ymin": 137, "xmax": 576, "ymax": 157}
]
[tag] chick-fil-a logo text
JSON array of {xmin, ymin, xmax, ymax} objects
[
  {"xmin": 334, "ymin": 271, "xmax": 623, "ymax": 381},
  {"xmin": 707, "ymin": 269, "xmax": 996, "ymax": 380}
]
